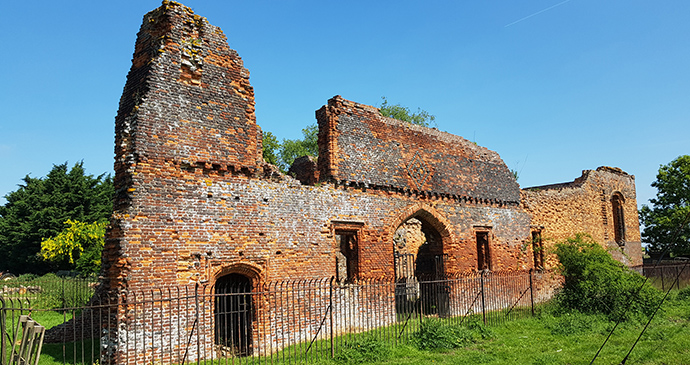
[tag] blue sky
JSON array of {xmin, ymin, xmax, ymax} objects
[{"xmin": 1, "ymin": 0, "xmax": 688, "ymax": 210}]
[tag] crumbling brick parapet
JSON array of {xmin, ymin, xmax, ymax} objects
[{"xmin": 316, "ymin": 95, "xmax": 520, "ymax": 205}]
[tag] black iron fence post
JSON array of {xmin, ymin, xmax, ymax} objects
[
  {"xmin": 329, "ymin": 277, "xmax": 334, "ymax": 358},
  {"xmin": 61, "ymin": 277, "xmax": 66, "ymax": 309},
  {"xmin": 480, "ymin": 271, "xmax": 487, "ymax": 325},
  {"xmin": 529, "ymin": 268, "xmax": 535, "ymax": 316},
  {"xmin": 1, "ymin": 296, "xmax": 6, "ymax": 365},
  {"xmin": 419, "ymin": 289, "xmax": 423, "ymax": 328},
  {"xmin": 195, "ymin": 283, "xmax": 200, "ymax": 365}
]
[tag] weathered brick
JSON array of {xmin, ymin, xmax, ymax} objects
[
  {"xmin": 100, "ymin": 1, "xmax": 643, "ymax": 361},
  {"xmin": 522, "ymin": 166, "xmax": 642, "ymax": 267},
  {"xmin": 107, "ymin": 4, "xmax": 641, "ymax": 294}
]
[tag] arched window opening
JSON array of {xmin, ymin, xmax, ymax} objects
[
  {"xmin": 612, "ymin": 193, "xmax": 626, "ymax": 245},
  {"xmin": 215, "ymin": 273, "xmax": 253, "ymax": 356}
]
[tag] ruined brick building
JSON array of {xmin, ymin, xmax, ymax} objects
[{"xmin": 101, "ymin": 1, "xmax": 642, "ymax": 360}]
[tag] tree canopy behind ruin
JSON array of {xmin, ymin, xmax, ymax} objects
[
  {"xmin": 379, "ymin": 97, "xmax": 436, "ymax": 127},
  {"xmin": 262, "ymin": 124, "xmax": 318, "ymax": 172},
  {"xmin": 262, "ymin": 98, "xmax": 435, "ymax": 172},
  {"xmin": 640, "ymin": 155, "xmax": 690, "ymax": 257},
  {"xmin": 0, "ymin": 162, "xmax": 113, "ymax": 274}
]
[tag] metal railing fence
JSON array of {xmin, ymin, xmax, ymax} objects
[
  {"xmin": 1, "ymin": 270, "xmax": 548, "ymax": 365},
  {"xmin": 631, "ymin": 263, "xmax": 690, "ymax": 291},
  {"xmin": 0, "ymin": 274, "xmax": 97, "ymax": 309}
]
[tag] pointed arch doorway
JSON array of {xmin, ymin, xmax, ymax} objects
[{"xmin": 393, "ymin": 210, "xmax": 450, "ymax": 317}]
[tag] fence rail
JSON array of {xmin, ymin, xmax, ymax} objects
[
  {"xmin": 631, "ymin": 263, "xmax": 690, "ymax": 291},
  {"xmin": 0, "ymin": 274, "xmax": 97, "ymax": 309},
  {"xmin": 2, "ymin": 270, "xmax": 553, "ymax": 364}
]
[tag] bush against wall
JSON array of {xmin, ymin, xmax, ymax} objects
[{"xmin": 554, "ymin": 234, "xmax": 662, "ymax": 321}]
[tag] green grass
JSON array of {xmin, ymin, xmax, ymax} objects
[
  {"xmin": 4, "ymin": 295, "xmax": 690, "ymax": 364},
  {"xmin": 226, "ymin": 297, "xmax": 690, "ymax": 364},
  {"xmin": 38, "ymin": 339, "xmax": 99, "ymax": 365},
  {"xmin": 336, "ymin": 299, "xmax": 690, "ymax": 364},
  {"xmin": 2, "ymin": 273, "xmax": 96, "ymax": 309},
  {"xmin": 4, "ymin": 310, "xmax": 74, "ymax": 334}
]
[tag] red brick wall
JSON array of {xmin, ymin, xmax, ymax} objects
[
  {"xmin": 316, "ymin": 96, "xmax": 520, "ymax": 204},
  {"xmin": 105, "ymin": 3, "xmax": 534, "ymax": 293},
  {"xmin": 100, "ymin": 2, "xmax": 644, "ymax": 362},
  {"xmin": 107, "ymin": 2, "xmax": 262, "ymax": 289},
  {"xmin": 522, "ymin": 167, "xmax": 643, "ymax": 267}
]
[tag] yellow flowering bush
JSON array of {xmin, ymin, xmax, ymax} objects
[{"xmin": 41, "ymin": 220, "xmax": 106, "ymax": 275}]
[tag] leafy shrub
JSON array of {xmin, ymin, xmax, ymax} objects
[
  {"xmin": 676, "ymin": 287, "xmax": 690, "ymax": 301},
  {"xmin": 41, "ymin": 220, "xmax": 106, "ymax": 276},
  {"xmin": 414, "ymin": 318, "xmax": 470, "ymax": 350},
  {"xmin": 413, "ymin": 317, "xmax": 491, "ymax": 350},
  {"xmin": 335, "ymin": 335, "xmax": 391, "ymax": 364},
  {"xmin": 554, "ymin": 234, "xmax": 663, "ymax": 322},
  {"xmin": 17, "ymin": 273, "xmax": 38, "ymax": 281},
  {"xmin": 465, "ymin": 317, "xmax": 494, "ymax": 340}
]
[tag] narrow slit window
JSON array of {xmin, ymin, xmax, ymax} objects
[
  {"xmin": 336, "ymin": 231, "xmax": 358, "ymax": 282},
  {"xmin": 476, "ymin": 231, "xmax": 491, "ymax": 271},
  {"xmin": 532, "ymin": 231, "xmax": 544, "ymax": 270},
  {"xmin": 612, "ymin": 193, "xmax": 626, "ymax": 245}
]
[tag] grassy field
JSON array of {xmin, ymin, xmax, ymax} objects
[
  {"xmin": 315, "ymin": 297, "xmax": 690, "ymax": 365},
  {"xmin": 3, "ymin": 299, "xmax": 689, "ymax": 364}
]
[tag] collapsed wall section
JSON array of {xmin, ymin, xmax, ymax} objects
[
  {"xmin": 316, "ymin": 96, "xmax": 520, "ymax": 205},
  {"xmin": 522, "ymin": 167, "xmax": 642, "ymax": 267}
]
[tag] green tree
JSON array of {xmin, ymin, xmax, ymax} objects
[
  {"xmin": 41, "ymin": 220, "xmax": 106, "ymax": 276},
  {"xmin": 640, "ymin": 155, "xmax": 690, "ymax": 256},
  {"xmin": 262, "ymin": 131, "xmax": 280, "ymax": 166},
  {"xmin": 0, "ymin": 162, "xmax": 113, "ymax": 274},
  {"xmin": 379, "ymin": 97, "xmax": 436, "ymax": 127},
  {"xmin": 279, "ymin": 124, "xmax": 318, "ymax": 171},
  {"xmin": 262, "ymin": 124, "xmax": 319, "ymax": 173}
]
